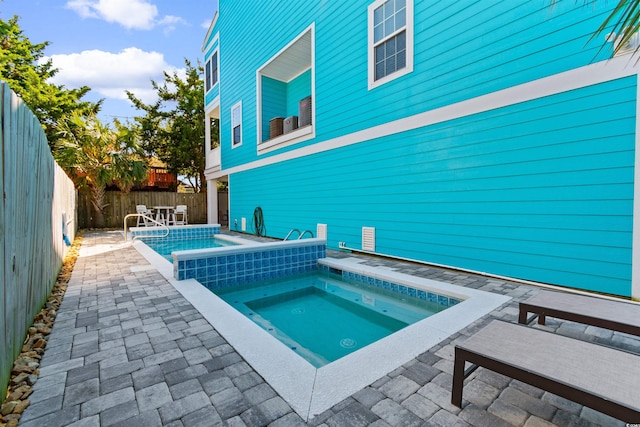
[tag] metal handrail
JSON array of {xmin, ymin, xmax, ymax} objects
[
  {"xmin": 123, "ymin": 213, "xmax": 170, "ymax": 241},
  {"xmin": 284, "ymin": 228, "xmax": 301, "ymax": 240},
  {"xmin": 299, "ymin": 230, "xmax": 314, "ymax": 239}
]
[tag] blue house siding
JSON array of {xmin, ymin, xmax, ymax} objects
[
  {"xmin": 229, "ymin": 77, "xmax": 636, "ymax": 296},
  {"xmin": 214, "ymin": 1, "xmax": 615, "ymax": 170}
]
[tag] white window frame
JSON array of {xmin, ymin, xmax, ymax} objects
[
  {"xmin": 231, "ymin": 101, "xmax": 242, "ymax": 148},
  {"xmin": 204, "ymin": 36, "xmax": 219, "ymax": 93},
  {"xmin": 206, "ymin": 50, "xmax": 219, "ymax": 92},
  {"xmin": 368, "ymin": 0, "xmax": 414, "ymax": 90}
]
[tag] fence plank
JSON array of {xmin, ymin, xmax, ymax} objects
[
  {"xmin": 0, "ymin": 82, "xmax": 76, "ymax": 401},
  {"xmin": 78, "ymin": 191, "xmax": 208, "ymax": 228}
]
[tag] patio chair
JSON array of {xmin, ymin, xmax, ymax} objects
[
  {"xmin": 518, "ymin": 289, "xmax": 640, "ymax": 337},
  {"xmin": 451, "ymin": 320, "xmax": 640, "ymax": 422},
  {"xmin": 171, "ymin": 205, "xmax": 188, "ymax": 225},
  {"xmin": 136, "ymin": 205, "xmax": 154, "ymax": 227}
]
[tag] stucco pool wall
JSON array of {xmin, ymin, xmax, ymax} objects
[{"xmin": 133, "ymin": 239, "xmax": 510, "ymax": 421}]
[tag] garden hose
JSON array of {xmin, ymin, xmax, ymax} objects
[{"xmin": 252, "ymin": 207, "xmax": 266, "ymax": 237}]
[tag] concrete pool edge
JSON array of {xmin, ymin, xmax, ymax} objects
[{"xmin": 133, "ymin": 242, "xmax": 511, "ymax": 420}]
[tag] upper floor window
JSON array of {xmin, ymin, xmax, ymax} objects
[
  {"xmin": 231, "ymin": 101, "xmax": 242, "ymax": 147},
  {"xmin": 368, "ymin": 0, "xmax": 414, "ymax": 89},
  {"xmin": 205, "ymin": 51, "xmax": 218, "ymax": 92}
]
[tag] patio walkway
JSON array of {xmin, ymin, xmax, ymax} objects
[{"xmin": 17, "ymin": 230, "xmax": 638, "ymax": 426}]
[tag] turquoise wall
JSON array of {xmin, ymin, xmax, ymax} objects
[
  {"xmin": 214, "ymin": 1, "xmax": 615, "ymax": 169},
  {"xmin": 261, "ymin": 76, "xmax": 287, "ymax": 142},
  {"xmin": 229, "ymin": 77, "xmax": 636, "ymax": 296},
  {"xmin": 286, "ymin": 69, "xmax": 311, "ymax": 118}
]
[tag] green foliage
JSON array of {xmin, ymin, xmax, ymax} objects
[
  {"xmin": 54, "ymin": 113, "xmax": 148, "ymax": 226},
  {"xmin": 127, "ymin": 59, "xmax": 206, "ymax": 192},
  {"xmin": 591, "ymin": 0, "xmax": 640, "ymax": 56},
  {"xmin": 0, "ymin": 16, "xmax": 100, "ymax": 147}
]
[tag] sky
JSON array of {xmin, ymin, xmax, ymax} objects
[{"xmin": 1, "ymin": 0, "xmax": 219, "ymax": 122}]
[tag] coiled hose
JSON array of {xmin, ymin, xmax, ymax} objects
[{"xmin": 252, "ymin": 207, "xmax": 266, "ymax": 237}]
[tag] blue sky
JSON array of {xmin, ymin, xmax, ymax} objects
[{"xmin": 1, "ymin": 0, "xmax": 219, "ymax": 122}]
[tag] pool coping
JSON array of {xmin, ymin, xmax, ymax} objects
[{"xmin": 133, "ymin": 240, "xmax": 511, "ymax": 421}]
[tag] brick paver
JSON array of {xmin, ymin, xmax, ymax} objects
[{"xmin": 17, "ymin": 231, "xmax": 638, "ymax": 426}]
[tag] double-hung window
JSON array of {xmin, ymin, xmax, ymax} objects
[
  {"xmin": 368, "ymin": 0, "xmax": 413, "ymax": 89},
  {"xmin": 231, "ymin": 101, "xmax": 242, "ymax": 147},
  {"xmin": 205, "ymin": 51, "xmax": 218, "ymax": 92}
]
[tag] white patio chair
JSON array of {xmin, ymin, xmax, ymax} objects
[
  {"xmin": 136, "ymin": 205, "xmax": 154, "ymax": 226},
  {"xmin": 171, "ymin": 205, "xmax": 188, "ymax": 225}
]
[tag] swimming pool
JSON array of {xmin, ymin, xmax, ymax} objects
[
  {"xmin": 216, "ymin": 271, "xmax": 451, "ymax": 367},
  {"xmin": 133, "ymin": 234, "xmax": 511, "ymax": 420},
  {"xmin": 142, "ymin": 236, "xmax": 238, "ymax": 261}
]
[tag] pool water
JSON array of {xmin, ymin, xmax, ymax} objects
[
  {"xmin": 142, "ymin": 237, "xmax": 237, "ymax": 261},
  {"xmin": 216, "ymin": 272, "xmax": 446, "ymax": 367}
]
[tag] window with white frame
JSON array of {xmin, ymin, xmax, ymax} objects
[
  {"xmin": 205, "ymin": 50, "xmax": 218, "ymax": 92},
  {"xmin": 231, "ymin": 101, "xmax": 242, "ymax": 147},
  {"xmin": 368, "ymin": 0, "xmax": 413, "ymax": 89}
]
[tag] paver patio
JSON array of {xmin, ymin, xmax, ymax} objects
[{"xmin": 17, "ymin": 230, "xmax": 638, "ymax": 426}]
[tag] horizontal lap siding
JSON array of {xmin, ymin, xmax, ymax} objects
[{"xmin": 230, "ymin": 77, "xmax": 636, "ymax": 296}]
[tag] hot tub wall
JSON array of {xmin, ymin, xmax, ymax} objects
[{"xmin": 174, "ymin": 238, "xmax": 326, "ymax": 290}]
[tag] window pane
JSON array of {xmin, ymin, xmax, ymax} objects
[
  {"xmin": 232, "ymin": 107, "xmax": 240, "ymax": 125},
  {"xmin": 374, "ymin": 22, "xmax": 384, "ymax": 43},
  {"xmin": 387, "ymin": 38, "xmax": 396, "ymax": 56},
  {"xmin": 375, "ymin": 44, "xmax": 385, "ymax": 63},
  {"xmin": 205, "ymin": 61, "xmax": 211, "ymax": 91},
  {"xmin": 374, "ymin": 5, "xmax": 384, "ymax": 26},
  {"xmin": 375, "ymin": 60, "xmax": 385, "ymax": 81},
  {"xmin": 395, "ymin": 8, "xmax": 406, "ymax": 28},
  {"xmin": 396, "ymin": 31, "xmax": 406, "ymax": 51},
  {"xmin": 384, "ymin": 0, "xmax": 394, "ymax": 19},
  {"xmin": 386, "ymin": 55, "xmax": 396, "ymax": 74},
  {"xmin": 384, "ymin": 16, "xmax": 394, "ymax": 38},
  {"xmin": 233, "ymin": 125, "xmax": 241, "ymax": 144},
  {"xmin": 396, "ymin": 50, "xmax": 406, "ymax": 70},
  {"xmin": 396, "ymin": 0, "xmax": 406, "ymax": 10}
]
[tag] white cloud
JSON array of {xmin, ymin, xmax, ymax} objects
[
  {"xmin": 201, "ymin": 18, "xmax": 212, "ymax": 30},
  {"xmin": 66, "ymin": 0, "xmax": 182, "ymax": 31},
  {"xmin": 44, "ymin": 47, "xmax": 182, "ymax": 104}
]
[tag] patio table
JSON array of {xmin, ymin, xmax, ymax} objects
[{"xmin": 152, "ymin": 206, "xmax": 174, "ymax": 225}]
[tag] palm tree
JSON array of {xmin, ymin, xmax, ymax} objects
[
  {"xmin": 54, "ymin": 113, "xmax": 148, "ymax": 227},
  {"xmin": 592, "ymin": 0, "xmax": 640, "ymax": 56}
]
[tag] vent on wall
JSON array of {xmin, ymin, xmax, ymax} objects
[
  {"xmin": 362, "ymin": 227, "xmax": 375, "ymax": 252},
  {"xmin": 317, "ymin": 223, "xmax": 327, "ymax": 240}
]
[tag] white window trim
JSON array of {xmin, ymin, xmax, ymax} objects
[
  {"xmin": 367, "ymin": 0, "xmax": 414, "ymax": 90},
  {"xmin": 231, "ymin": 101, "xmax": 242, "ymax": 149},
  {"xmin": 256, "ymin": 23, "xmax": 316, "ymax": 155},
  {"xmin": 204, "ymin": 34, "xmax": 220, "ymax": 94},
  {"xmin": 206, "ymin": 49, "xmax": 219, "ymax": 93}
]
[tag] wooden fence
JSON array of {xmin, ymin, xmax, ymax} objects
[
  {"xmin": 77, "ymin": 191, "xmax": 208, "ymax": 228},
  {"xmin": 1, "ymin": 83, "xmax": 77, "ymax": 400}
]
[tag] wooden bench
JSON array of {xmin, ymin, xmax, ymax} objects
[
  {"xmin": 518, "ymin": 289, "xmax": 640, "ymax": 337},
  {"xmin": 452, "ymin": 320, "xmax": 640, "ymax": 422}
]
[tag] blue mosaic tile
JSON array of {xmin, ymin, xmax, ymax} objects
[
  {"xmin": 437, "ymin": 295, "xmax": 449, "ymax": 306},
  {"xmin": 427, "ymin": 292, "xmax": 437, "ymax": 303},
  {"xmin": 186, "ymin": 259, "xmax": 196, "ymax": 269}
]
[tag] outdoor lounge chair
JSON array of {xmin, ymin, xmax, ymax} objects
[
  {"xmin": 518, "ymin": 289, "xmax": 640, "ymax": 337},
  {"xmin": 451, "ymin": 320, "xmax": 640, "ymax": 422}
]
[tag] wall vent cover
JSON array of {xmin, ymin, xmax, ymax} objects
[
  {"xmin": 362, "ymin": 227, "xmax": 375, "ymax": 252},
  {"xmin": 317, "ymin": 223, "xmax": 327, "ymax": 240}
]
